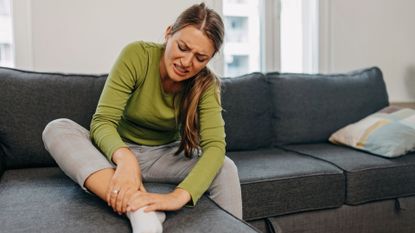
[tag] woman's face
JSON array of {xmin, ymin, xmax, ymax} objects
[{"xmin": 161, "ymin": 25, "xmax": 215, "ymax": 83}]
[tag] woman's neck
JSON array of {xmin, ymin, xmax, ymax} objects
[
  {"xmin": 159, "ymin": 55, "xmax": 182, "ymax": 94},
  {"xmin": 162, "ymin": 76, "xmax": 182, "ymax": 94}
]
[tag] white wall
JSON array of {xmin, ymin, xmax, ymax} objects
[
  {"xmin": 12, "ymin": 0, "xmax": 415, "ymax": 102},
  {"xmin": 320, "ymin": 0, "xmax": 415, "ymax": 102},
  {"xmin": 12, "ymin": 0, "xmax": 203, "ymax": 74}
]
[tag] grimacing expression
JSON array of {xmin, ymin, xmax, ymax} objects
[{"xmin": 163, "ymin": 25, "xmax": 215, "ymax": 82}]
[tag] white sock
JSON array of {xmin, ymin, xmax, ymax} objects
[{"xmin": 126, "ymin": 208, "xmax": 166, "ymax": 233}]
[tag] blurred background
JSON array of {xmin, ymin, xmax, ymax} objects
[{"xmin": 0, "ymin": 0, "xmax": 414, "ymax": 103}]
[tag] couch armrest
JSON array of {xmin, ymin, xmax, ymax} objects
[
  {"xmin": 143, "ymin": 183, "xmax": 260, "ymax": 233},
  {"xmin": 0, "ymin": 177, "xmax": 259, "ymax": 232},
  {"xmin": 154, "ymin": 187, "xmax": 259, "ymax": 232}
]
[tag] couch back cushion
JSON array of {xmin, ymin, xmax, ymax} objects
[
  {"xmin": 0, "ymin": 67, "xmax": 106, "ymax": 168},
  {"xmin": 221, "ymin": 72, "xmax": 273, "ymax": 151},
  {"xmin": 267, "ymin": 67, "xmax": 389, "ymax": 145}
]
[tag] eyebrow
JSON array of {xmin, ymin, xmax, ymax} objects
[{"xmin": 179, "ymin": 40, "xmax": 209, "ymax": 58}]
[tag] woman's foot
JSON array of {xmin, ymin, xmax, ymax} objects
[{"xmin": 126, "ymin": 207, "xmax": 165, "ymax": 233}]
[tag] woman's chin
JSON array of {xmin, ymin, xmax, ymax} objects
[
  {"xmin": 168, "ymin": 71, "xmax": 190, "ymax": 82},
  {"xmin": 172, "ymin": 70, "xmax": 188, "ymax": 81}
]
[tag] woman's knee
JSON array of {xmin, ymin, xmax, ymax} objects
[
  {"xmin": 42, "ymin": 118, "xmax": 89, "ymax": 152},
  {"xmin": 43, "ymin": 118, "xmax": 78, "ymax": 131},
  {"xmin": 219, "ymin": 156, "xmax": 239, "ymax": 177},
  {"xmin": 43, "ymin": 118, "xmax": 86, "ymax": 140}
]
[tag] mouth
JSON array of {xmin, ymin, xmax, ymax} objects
[{"xmin": 173, "ymin": 64, "xmax": 188, "ymax": 77}]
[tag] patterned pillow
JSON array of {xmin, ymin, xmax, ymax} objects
[{"xmin": 329, "ymin": 106, "xmax": 415, "ymax": 158}]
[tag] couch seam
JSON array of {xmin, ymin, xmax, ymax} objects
[
  {"xmin": 347, "ymin": 192, "xmax": 415, "ymax": 206},
  {"xmin": 246, "ymin": 194, "xmax": 415, "ymax": 221},
  {"xmin": 277, "ymin": 146, "xmax": 347, "ymax": 172},
  {"xmin": 279, "ymin": 146, "xmax": 415, "ymax": 206},
  {"xmin": 281, "ymin": 145, "xmax": 415, "ymax": 172},
  {"xmin": 240, "ymin": 172, "xmax": 343, "ymax": 185},
  {"xmin": 244, "ymin": 203, "xmax": 342, "ymax": 222},
  {"xmin": 277, "ymin": 146, "xmax": 349, "ymax": 206}
]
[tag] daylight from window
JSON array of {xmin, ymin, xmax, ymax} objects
[
  {"xmin": 280, "ymin": 0, "xmax": 303, "ymax": 73},
  {"xmin": 0, "ymin": 0, "xmax": 13, "ymax": 67},
  {"xmin": 222, "ymin": 0, "xmax": 318, "ymax": 75},
  {"xmin": 222, "ymin": 0, "xmax": 260, "ymax": 77},
  {"xmin": 280, "ymin": 0, "xmax": 319, "ymax": 73}
]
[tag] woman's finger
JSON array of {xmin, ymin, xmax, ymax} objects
[
  {"xmin": 126, "ymin": 192, "xmax": 140, "ymax": 212},
  {"xmin": 122, "ymin": 188, "xmax": 135, "ymax": 213},
  {"xmin": 106, "ymin": 187, "xmax": 111, "ymax": 205},
  {"xmin": 107, "ymin": 178, "xmax": 121, "ymax": 205},
  {"xmin": 106, "ymin": 183, "xmax": 116, "ymax": 205},
  {"xmin": 128, "ymin": 192, "xmax": 153, "ymax": 212},
  {"xmin": 110, "ymin": 186, "xmax": 121, "ymax": 210},
  {"xmin": 106, "ymin": 181, "xmax": 113, "ymax": 204},
  {"xmin": 115, "ymin": 187, "xmax": 127, "ymax": 214}
]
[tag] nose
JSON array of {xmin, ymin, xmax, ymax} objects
[{"xmin": 180, "ymin": 53, "xmax": 193, "ymax": 67}]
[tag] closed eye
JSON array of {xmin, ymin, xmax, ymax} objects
[
  {"xmin": 178, "ymin": 43, "xmax": 187, "ymax": 52},
  {"xmin": 177, "ymin": 41, "xmax": 209, "ymax": 62},
  {"xmin": 196, "ymin": 56, "xmax": 207, "ymax": 62}
]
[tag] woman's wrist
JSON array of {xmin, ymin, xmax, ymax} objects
[
  {"xmin": 112, "ymin": 148, "xmax": 141, "ymax": 176},
  {"xmin": 172, "ymin": 188, "xmax": 191, "ymax": 206},
  {"xmin": 112, "ymin": 147, "xmax": 137, "ymax": 165}
]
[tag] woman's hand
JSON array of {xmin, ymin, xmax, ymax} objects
[
  {"xmin": 126, "ymin": 188, "xmax": 191, "ymax": 212},
  {"xmin": 107, "ymin": 147, "xmax": 143, "ymax": 215}
]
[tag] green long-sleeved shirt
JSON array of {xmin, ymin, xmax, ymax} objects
[{"xmin": 90, "ymin": 41, "xmax": 226, "ymax": 205}]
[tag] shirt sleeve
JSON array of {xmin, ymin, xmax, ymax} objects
[
  {"xmin": 177, "ymin": 82, "xmax": 226, "ymax": 205},
  {"xmin": 90, "ymin": 42, "xmax": 146, "ymax": 162}
]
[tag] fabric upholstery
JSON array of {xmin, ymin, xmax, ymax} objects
[
  {"xmin": 248, "ymin": 219, "xmax": 268, "ymax": 233},
  {"xmin": 0, "ymin": 167, "xmax": 259, "ymax": 233},
  {"xmin": 282, "ymin": 143, "xmax": 415, "ymax": 205},
  {"xmin": 330, "ymin": 107, "xmax": 415, "ymax": 158},
  {"xmin": 0, "ymin": 67, "xmax": 107, "ymax": 168},
  {"xmin": 267, "ymin": 196, "xmax": 415, "ymax": 233},
  {"xmin": 3, "ymin": 65, "xmax": 412, "ymax": 232},
  {"xmin": 164, "ymin": 193, "xmax": 260, "ymax": 233},
  {"xmin": 0, "ymin": 144, "xmax": 5, "ymax": 177},
  {"xmin": 267, "ymin": 67, "xmax": 389, "ymax": 145},
  {"xmin": 221, "ymin": 73, "xmax": 273, "ymax": 151},
  {"xmin": 0, "ymin": 167, "xmax": 130, "ymax": 233},
  {"xmin": 0, "ymin": 151, "xmax": 5, "ymax": 179},
  {"xmin": 227, "ymin": 148, "xmax": 345, "ymax": 220}
]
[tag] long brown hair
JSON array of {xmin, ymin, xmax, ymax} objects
[{"xmin": 168, "ymin": 3, "xmax": 224, "ymax": 158}]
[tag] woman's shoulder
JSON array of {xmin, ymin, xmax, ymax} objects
[
  {"xmin": 115, "ymin": 41, "xmax": 163, "ymax": 77},
  {"xmin": 138, "ymin": 41, "xmax": 164, "ymax": 50},
  {"xmin": 121, "ymin": 41, "xmax": 163, "ymax": 56}
]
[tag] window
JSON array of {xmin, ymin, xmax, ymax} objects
[
  {"xmin": 0, "ymin": 0, "xmax": 14, "ymax": 67},
  {"xmin": 222, "ymin": 0, "xmax": 260, "ymax": 77},
  {"xmin": 218, "ymin": 0, "xmax": 319, "ymax": 76},
  {"xmin": 280, "ymin": 0, "xmax": 319, "ymax": 73}
]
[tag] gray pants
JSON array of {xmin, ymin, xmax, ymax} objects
[{"xmin": 42, "ymin": 118, "xmax": 243, "ymax": 219}]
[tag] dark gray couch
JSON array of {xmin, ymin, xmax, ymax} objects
[{"xmin": 1, "ymin": 66, "xmax": 414, "ymax": 233}]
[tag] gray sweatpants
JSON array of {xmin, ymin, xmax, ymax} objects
[{"xmin": 41, "ymin": 118, "xmax": 243, "ymax": 219}]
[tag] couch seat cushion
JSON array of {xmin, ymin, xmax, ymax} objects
[
  {"xmin": 228, "ymin": 148, "xmax": 345, "ymax": 220},
  {"xmin": 0, "ymin": 167, "xmax": 259, "ymax": 233},
  {"xmin": 282, "ymin": 143, "xmax": 415, "ymax": 205}
]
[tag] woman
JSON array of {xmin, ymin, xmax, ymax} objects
[{"xmin": 42, "ymin": 3, "xmax": 242, "ymax": 233}]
